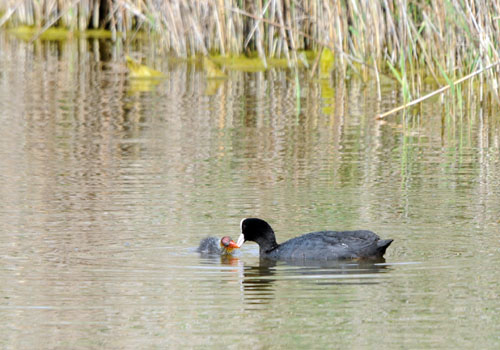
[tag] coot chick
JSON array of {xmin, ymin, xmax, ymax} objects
[
  {"xmin": 197, "ymin": 236, "xmax": 239, "ymax": 255},
  {"xmin": 236, "ymin": 218, "xmax": 393, "ymax": 261}
]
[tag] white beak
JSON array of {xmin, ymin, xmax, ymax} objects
[{"xmin": 236, "ymin": 233, "xmax": 245, "ymax": 248}]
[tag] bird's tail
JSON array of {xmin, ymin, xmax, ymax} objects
[{"xmin": 376, "ymin": 239, "xmax": 394, "ymax": 257}]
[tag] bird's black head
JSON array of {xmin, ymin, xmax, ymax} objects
[{"xmin": 237, "ymin": 218, "xmax": 278, "ymax": 252}]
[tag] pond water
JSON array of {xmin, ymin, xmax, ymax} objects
[{"xmin": 0, "ymin": 36, "xmax": 499, "ymax": 349}]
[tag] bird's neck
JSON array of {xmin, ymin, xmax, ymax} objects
[{"xmin": 256, "ymin": 231, "xmax": 279, "ymax": 253}]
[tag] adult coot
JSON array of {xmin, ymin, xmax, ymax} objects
[
  {"xmin": 236, "ymin": 218, "xmax": 393, "ymax": 261},
  {"xmin": 197, "ymin": 236, "xmax": 239, "ymax": 255}
]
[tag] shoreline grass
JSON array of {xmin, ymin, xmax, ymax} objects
[{"xmin": 1, "ymin": 0, "xmax": 500, "ymax": 106}]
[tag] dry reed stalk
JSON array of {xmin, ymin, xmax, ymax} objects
[
  {"xmin": 0, "ymin": 0, "xmax": 499, "ymax": 99},
  {"xmin": 377, "ymin": 60, "xmax": 500, "ymax": 119},
  {"xmin": 29, "ymin": 0, "xmax": 82, "ymax": 42},
  {"xmin": 0, "ymin": 2, "xmax": 22, "ymax": 28},
  {"xmin": 214, "ymin": 0, "xmax": 226, "ymax": 55},
  {"xmin": 229, "ymin": 6, "xmax": 363, "ymax": 65}
]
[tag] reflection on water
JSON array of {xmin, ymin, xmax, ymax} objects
[
  {"xmin": 240, "ymin": 260, "xmax": 391, "ymax": 309},
  {"xmin": 1, "ymin": 34, "xmax": 500, "ymax": 349},
  {"xmin": 242, "ymin": 263, "xmax": 277, "ymax": 306}
]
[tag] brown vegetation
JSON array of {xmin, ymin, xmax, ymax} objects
[{"xmin": 2, "ymin": 1, "xmax": 500, "ymax": 105}]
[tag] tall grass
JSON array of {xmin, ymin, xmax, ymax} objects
[{"xmin": 1, "ymin": 0, "xmax": 500, "ymax": 97}]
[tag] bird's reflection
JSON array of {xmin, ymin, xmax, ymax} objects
[
  {"xmin": 241, "ymin": 261, "xmax": 277, "ymax": 306},
  {"xmin": 240, "ymin": 258, "xmax": 392, "ymax": 307},
  {"xmin": 219, "ymin": 255, "xmax": 241, "ymax": 266},
  {"xmin": 197, "ymin": 253, "xmax": 242, "ymax": 267},
  {"xmin": 196, "ymin": 251, "xmax": 393, "ymax": 309}
]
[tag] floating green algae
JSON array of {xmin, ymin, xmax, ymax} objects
[
  {"xmin": 203, "ymin": 57, "xmax": 227, "ymax": 79},
  {"xmin": 209, "ymin": 52, "xmax": 315, "ymax": 72},
  {"xmin": 78, "ymin": 29, "xmax": 113, "ymax": 39},
  {"xmin": 8, "ymin": 26, "xmax": 70, "ymax": 41},
  {"xmin": 7, "ymin": 26, "xmax": 117, "ymax": 41},
  {"xmin": 319, "ymin": 48, "xmax": 335, "ymax": 78},
  {"xmin": 210, "ymin": 55, "xmax": 268, "ymax": 72},
  {"xmin": 126, "ymin": 56, "xmax": 165, "ymax": 79}
]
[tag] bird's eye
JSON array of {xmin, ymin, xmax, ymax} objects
[{"xmin": 221, "ymin": 237, "xmax": 230, "ymax": 246}]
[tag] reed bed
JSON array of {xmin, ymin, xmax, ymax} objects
[{"xmin": 1, "ymin": 0, "xmax": 500, "ymax": 100}]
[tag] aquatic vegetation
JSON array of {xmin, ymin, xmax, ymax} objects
[
  {"xmin": 126, "ymin": 56, "xmax": 165, "ymax": 79},
  {"xmin": 1, "ymin": 0, "xmax": 500, "ymax": 111},
  {"xmin": 7, "ymin": 25, "xmax": 70, "ymax": 41},
  {"xmin": 203, "ymin": 57, "xmax": 227, "ymax": 79},
  {"xmin": 319, "ymin": 48, "xmax": 335, "ymax": 79},
  {"xmin": 7, "ymin": 25, "xmax": 114, "ymax": 41}
]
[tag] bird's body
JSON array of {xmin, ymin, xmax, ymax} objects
[
  {"xmin": 197, "ymin": 236, "xmax": 238, "ymax": 255},
  {"xmin": 259, "ymin": 230, "xmax": 392, "ymax": 261},
  {"xmin": 237, "ymin": 218, "xmax": 393, "ymax": 261}
]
